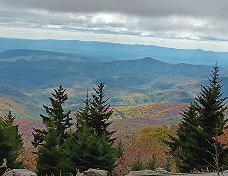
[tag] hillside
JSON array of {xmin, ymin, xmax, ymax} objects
[
  {"xmin": 0, "ymin": 47, "xmax": 227, "ymax": 173},
  {"xmin": 17, "ymin": 101, "xmax": 228, "ymax": 145},
  {"xmin": 0, "ymin": 85, "xmax": 43, "ymax": 119},
  {"xmin": 0, "ymin": 49, "xmax": 227, "ymax": 119},
  {"xmin": 17, "ymin": 102, "xmax": 188, "ymax": 145},
  {"xmin": 112, "ymin": 102, "xmax": 189, "ymax": 120},
  {"xmin": 0, "ymin": 51, "xmax": 225, "ymax": 90}
]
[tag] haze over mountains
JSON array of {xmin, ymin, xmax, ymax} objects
[
  {"xmin": 1, "ymin": 38, "xmax": 228, "ymax": 66},
  {"xmin": 0, "ymin": 38, "xmax": 228, "ymax": 120}
]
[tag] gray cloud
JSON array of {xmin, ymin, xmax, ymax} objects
[
  {"xmin": 1, "ymin": 0, "xmax": 228, "ymax": 18},
  {"xmin": 0, "ymin": 0, "xmax": 228, "ymax": 44}
]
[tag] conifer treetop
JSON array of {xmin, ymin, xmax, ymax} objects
[
  {"xmin": 168, "ymin": 65, "xmax": 228, "ymax": 172},
  {"xmin": 32, "ymin": 85, "xmax": 72, "ymax": 147},
  {"xmin": 3, "ymin": 111, "xmax": 15, "ymax": 125}
]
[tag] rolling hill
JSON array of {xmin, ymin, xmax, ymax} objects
[
  {"xmin": 0, "ymin": 48, "xmax": 227, "ymax": 121},
  {"xmin": 0, "ymin": 50, "xmax": 225, "ymax": 89},
  {"xmin": 1, "ymin": 38, "xmax": 228, "ymax": 171}
]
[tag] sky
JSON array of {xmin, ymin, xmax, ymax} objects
[{"xmin": 1, "ymin": 0, "xmax": 228, "ymax": 51}]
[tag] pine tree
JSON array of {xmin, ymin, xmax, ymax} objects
[
  {"xmin": 32, "ymin": 85, "xmax": 72, "ymax": 147},
  {"xmin": 0, "ymin": 111, "xmax": 23, "ymax": 169},
  {"xmin": 36, "ymin": 126, "xmax": 71, "ymax": 176},
  {"xmin": 168, "ymin": 65, "xmax": 228, "ymax": 172},
  {"xmin": 88, "ymin": 82, "xmax": 116, "ymax": 142},
  {"xmin": 68, "ymin": 85, "xmax": 117, "ymax": 174},
  {"xmin": 67, "ymin": 125, "xmax": 116, "ymax": 173},
  {"xmin": 33, "ymin": 85, "xmax": 73, "ymax": 175},
  {"xmin": 194, "ymin": 65, "xmax": 228, "ymax": 171},
  {"xmin": 168, "ymin": 104, "xmax": 203, "ymax": 172},
  {"xmin": 0, "ymin": 127, "xmax": 11, "ymax": 175},
  {"xmin": 76, "ymin": 91, "xmax": 90, "ymax": 131},
  {"xmin": 196, "ymin": 65, "xmax": 227, "ymax": 136}
]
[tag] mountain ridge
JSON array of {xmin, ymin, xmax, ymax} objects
[
  {"xmin": 0, "ymin": 48, "xmax": 226, "ymax": 119},
  {"xmin": 0, "ymin": 49, "xmax": 73, "ymax": 58},
  {"xmin": 0, "ymin": 49, "xmax": 97, "ymax": 62},
  {"xmin": 1, "ymin": 38, "xmax": 228, "ymax": 66}
]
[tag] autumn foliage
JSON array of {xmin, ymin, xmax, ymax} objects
[{"xmin": 113, "ymin": 125, "xmax": 176, "ymax": 175}]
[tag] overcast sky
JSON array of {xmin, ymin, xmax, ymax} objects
[{"xmin": 1, "ymin": 0, "xmax": 228, "ymax": 51}]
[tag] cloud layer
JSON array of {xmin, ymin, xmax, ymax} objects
[
  {"xmin": 1, "ymin": 0, "xmax": 228, "ymax": 18},
  {"xmin": 0, "ymin": 0, "xmax": 228, "ymax": 50}
]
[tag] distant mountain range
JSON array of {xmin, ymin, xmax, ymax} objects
[
  {"xmin": 0, "ymin": 45, "xmax": 227, "ymax": 119},
  {"xmin": 0, "ymin": 49, "xmax": 223, "ymax": 90},
  {"xmin": 1, "ymin": 39, "xmax": 227, "ymax": 147},
  {"xmin": 1, "ymin": 38, "xmax": 228, "ymax": 66},
  {"xmin": 0, "ymin": 49, "xmax": 97, "ymax": 62}
]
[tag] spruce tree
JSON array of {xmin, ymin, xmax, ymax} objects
[
  {"xmin": 168, "ymin": 65, "xmax": 228, "ymax": 172},
  {"xmin": 76, "ymin": 91, "xmax": 90, "ymax": 131},
  {"xmin": 196, "ymin": 65, "xmax": 227, "ymax": 137},
  {"xmin": 88, "ymin": 82, "xmax": 116, "ymax": 142},
  {"xmin": 36, "ymin": 126, "xmax": 71, "ymax": 176},
  {"xmin": 67, "ymin": 125, "xmax": 116, "ymax": 173},
  {"xmin": 168, "ymin": 104, "xmax": 203, "ymax": 172},
  {"xmin": 68, "ymin": 85, "xmax": 117, "ymax": 174},
  {"xmin": 194, "ymin": 65, "xmax": 228, "ymax": 171},
  {"xmin": 0, "ymin": 127, "xmax": 11, "ymax": 175},
  {"xmin": 33, "ymin": 85, "xmax": 73, "ymax": 175},
  {"xmin": 0, "ymin": 111, "xmax": 23, "ymax": 169},
  {"xmin": 32, "ymin": 85, "xmax": 72, "ymax": 147}
]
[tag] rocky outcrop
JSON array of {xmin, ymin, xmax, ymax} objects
[
  {"xmin": 126, "ymin": 168, "xmax": 169, "ymax": 176},
  {"xmin": 126, "ymin": 169, "xmax": 228, "ymax": 176},
  {"xmin": 2, "ymin": 169, "xmax": 37, "ymax": 176},
  {"xmin": 82, "ymin": 169, "xmax": 108, "ymax": 176},
  {"xmin": 126, "ymin": 170, "xmax": 159, "ymax": 176},
  {"xmin": 155, "ymin": 168, "xmax": 169, "ymax": 174}
]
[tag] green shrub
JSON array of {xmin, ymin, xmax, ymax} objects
[
  {"xmin": 131, "ymin": 156, "xmax": 145, "ymax": 171},
  {"xmin": 145, "ymin": 154, "xmax": 156, "ymax": 170}
]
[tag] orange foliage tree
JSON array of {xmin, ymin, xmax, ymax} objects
[{"xmin": 113, "ymin": 125, "xmax": 176, "ymax": 175}]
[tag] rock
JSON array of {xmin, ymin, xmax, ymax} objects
[
  {"xmin": 83, "ymin": 169, "xmax": 108, "ymax": 176},
  {"xmin": 126, "ymin": 170, "xmax": 159, "ymax": 176},
  {"xmin": 155, "ymin": 168, "xmax": 168, "ymax": 174},
  {"xmin": 76, "ymin": 170, "xmax": 84, "ymax": 176},
  {"xmin": 2, "ymin": 169, "xmax": 37, "ymax": 176}
]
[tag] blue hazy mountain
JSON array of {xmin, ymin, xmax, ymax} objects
[
  {"xmin": 0, "ymin": 48, "xmax": 227, "ymax": 118},
  {"xmin": 0, "ymin": 49, "xmax": 97, "ymax": 62},
  {"xmin": 1, "ymin": 38, "xmax": 228, "ymax": 66},
  {"xmin": 0, "ymin": 50, "xmax": 227, "ymax": 94}
]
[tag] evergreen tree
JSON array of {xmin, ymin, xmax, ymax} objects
[
  {"xmin": 194, "ymin": 65, "xmax": 228, "ymax": 171},
  {"xmin": 168, "ymin": 104, "xmax": 203, "ymax": 172},
  {"xmin": 76, "ymin": 91, "xmax": 90, "ymax": 131},
  {"xmin": 196, "ymin": 65, "xmax": 227, "ymax": 137},
  {"xmin": 68, "ymin": 85, "xmax": 117, "ymax": 174},
  {"xmin": 0, "ymin": 111, "xmax": 23, "ymax": 169},
  {"xmin": 0, "ymin": 127, "xmax": 11, "ymax": 175},
  {"xmin": 36, "ymin": 126, "xmax": 71, "ymax": 176},
  {"xmin": 67, "ymin": 125, "xmax": 116, "ymax": 173},
  {"xmin": 32, "ymin": 85, "xmax": 72, "ymax": 147},
  {"xmin": 88, "ymin": 82, "xmax": 116, "ymax": 142},
  {"xmin": 33, "ymin": 85, "xmax": 73, "ymax": 175},
  {"xmin": 168, "ymin": 65, "xmax": 228, "ymax": 172}
]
